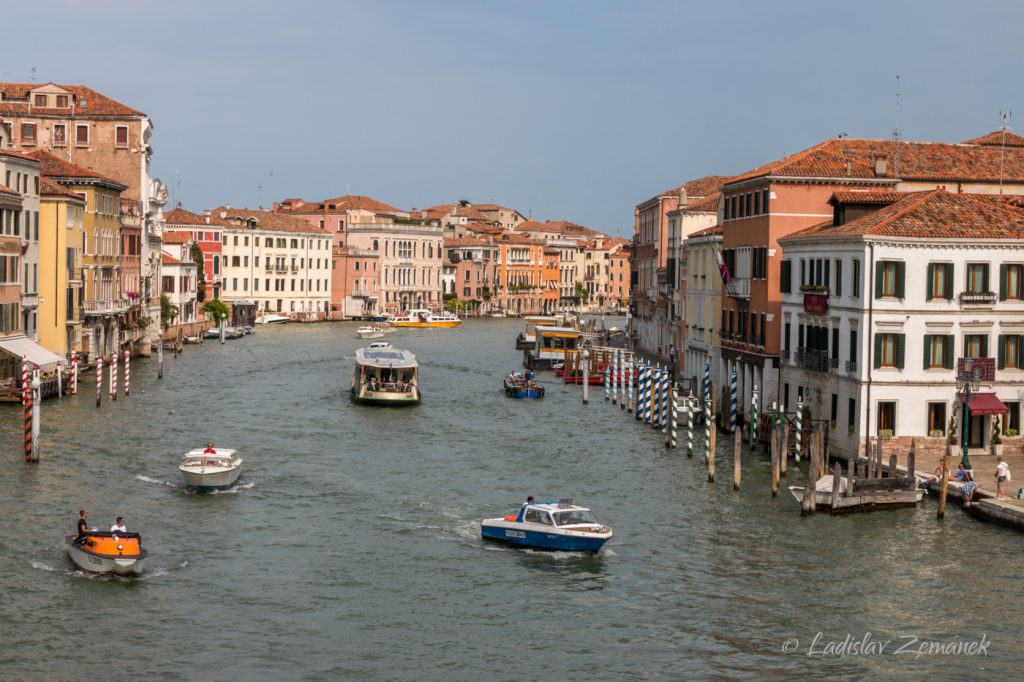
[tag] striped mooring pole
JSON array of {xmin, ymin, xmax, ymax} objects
[
  {"xmin": 21, "ymin": 359, "xmax": 28, "ymax": 408},
  {"xmin": 96, "ymin": 356, "xmax": 102, "ymax": 408},
  {"xmin": 626, "ymin": 355, "xmax": 634, "ymax": 413},
  {"xmin": 649, "ymin": 364, "xmax": 660, "ymax": 426},
  {"xmin": 611, "ymin": 350, "xmax": 618, "ymax": 404},
  {"xmin": 729, "ymin": 367, "xmax": 738, "ymax": 432},
  {"xmin": 686, "ymin": 395, "xmax": 695, "ymax": 457},
  {"xmin": 638, "ymin": 363, "xmax": 649, "ymax": 422},
  {"xmin": 70, "ymin": 351, "xmax": 78, "ymax": 395},
  {"xmin": 30, "ymin": 370, "xmax": 40, "ymax": 462},
  {"xmin": 668, "ymin": 385, "xmax": 678, "ymax": 448},
  {"xmin": 604, "ymin": 361, "xmax": 610, "ymax": 401},
  {"xmin": 703, "ymin": 369, "xmax": 712, "ymax": 462},
  {"xmin": 110, "ymin": 350, "xmax": 118, "ymax": 401},
  {"xmin": 22, "ymin": 361, "xmax": 31, "ymax": 462},
  {"xmin": 652, "ymin": 368, "xmax": 662, "ymax": 429},
  {"xmin": 795, "ymin": 398, "xmax": 803, "ymax": 463},
  {"xmin": 750, "ymin": 385, "xmax": 759, "ymax": 449},
  {"xmin": 618, "ymin": 350, "xmax": 626, "ymax": 410},
  {"xmin": 660, "ymin": 371, "xmax": 669, "ymax": 433},
  {"xmin": 124, "ymin": 349, "xmax": 130, "ymax": 397}
]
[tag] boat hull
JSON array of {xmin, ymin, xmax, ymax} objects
[
  {"xmin": 356, "ymin": 330, "xmax": 384, "ymax": 339},
  {"xmin": 391, "ymin": 321, "xmax": 462, "ymax": 328},
  {"xmin": 351, "ymin": 387, "xmax": 420, "ymax": 405},
  {"xmin": 65, "ymin": 537, "xmax": 147, "ymax": 576},
  {"xmin": 480, "ymin": 520, "xmax": 610, "ymax": 553},
  {"xmin": 179, "ymin": 464, "xmax": 243, "ymax": 490}
]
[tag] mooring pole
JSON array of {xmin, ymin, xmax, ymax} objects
[
  {"xmin": 30, "ymin": 371, "xmax": 40, "ymax": 462},
  {"xmin": 110, "ymin": 349, "xmax": 118, "ymax": 401},
  {"xmin": 124, "ymin": 349, "xmax": 130, "ymax": 397},
  {"xmin": 96, "ymin": 356, "xmax": 103, "ymax": 408},
  {"xmin": 581, "ymin": 347, "xmax": 590, "ymax": 404}
]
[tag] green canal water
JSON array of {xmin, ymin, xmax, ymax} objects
[{"xmin": 0, "ymin": 319, "xmax": 1020, "ymax": 680}]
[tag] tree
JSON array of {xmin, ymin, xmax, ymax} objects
[
  {"xmin": 202, "ymin": 299, "xmax": 229, "ymax": 326},
  {"xmin": 191, "ymin": 243, "xmax": 207, "ymax": 303},
  {"xmin": 574, "ymin": 281, "xmax": 588, "ymax": 302},
  {"xmin": 160, "ymin": 294, "xmax": 180, "ymax": 329}
]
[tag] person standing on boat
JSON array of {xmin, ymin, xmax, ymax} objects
[
  {"xmin": 74, "ymin": 510, "xmax": 90, "ymax": 544},
  {"xmin": 204, "ymin": 442, "xmax": 217, "ymax": 454},
  {"xmin": 110, "ymin": 517, "xmax": 127, "ymax": 533}
]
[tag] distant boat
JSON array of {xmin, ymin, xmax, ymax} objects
[
  {"xmin": 504, "ymin": 372, "xmax": 544, "ymax": 399},
  {"xmin": 480, "ymin": 498, "xmax": 612, "ymax": 553},
  {"xmin": 256, "ymin": 313, "xmax": 290, "ymax": 325},
  {"xmin": 390, "ymin": 309, "xmax": 462, "ymax": 328},
  {"xmin": 179, "ymin": 448, "xmax": 244, "ymax": 490},
  {"xmin": 355, "ymin": 326, "xmax": 384, "ymax": 339}
]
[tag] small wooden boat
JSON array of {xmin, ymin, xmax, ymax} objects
[
  {"xmin": 504, "ymin": 373, "xmax": 544, "ymax": 399},
  {"xmin": 66, "ymin": 531, "xmax": 148, "ymax": 576},
  {"xmin": 179, "ymin": 448, "xmax": 243, "ymax": 490},
  {"xmin": 481, "ymin": 498, "xmax": 612, "ymax": 552}
]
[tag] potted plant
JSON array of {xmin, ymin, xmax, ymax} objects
[
  {"xmin": 879, "ymin": 429, "xmax": 894, "ymax": 439},
  {"xmin": 1007, "ymin": 428, "xmax": 1019, "ymax": 438},
  {"xmin": 947, "ymin": 416, "xmax": 958, "ymax": 457},
  {"xmin": 992, "ymin": 417, "xmax": 1003, "ymax": 456},
  {"xmin": 929, "ymin": 429, "xmax": 943, "ymax": 438}
]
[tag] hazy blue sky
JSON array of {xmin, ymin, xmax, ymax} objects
[{"xmin": 6, "ymin": 1, "xmax": 1024, "ymax": 236}]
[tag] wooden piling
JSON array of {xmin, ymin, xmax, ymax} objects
[
  {"xmin": 780, "ymin": 420, "xmax": 789, "ymax": 477},
  {"xmin": 831, "ymin": 461, "xmax": 842, "ymax": 513},
  {"xmin": 708, "ymin": 387, "xmax": 716, "ymax": 483},
  {"xmin": 733, "ymin": 427, "xmax": 741, "ymax": 490},
  {"xmin": 888, "ymin": 453, "xmax": 897, "ymax": 479},
  {"xmin": 907, "ymin": 439, "xmax": 916, "ymax": 482},
  {"xmin": 770, "ymin": 427, "xmax": 779, "ymax": 497},
  {"xmin": 846, "ymin": 456, "xmax": 855, "ymax": 498},
  {"xmin": 801, "ymin": 427, "xmax": 816, "ymax": 515},
  {"xmin": 937, "ymin": 454, "xmax": 950, "ymax": 519}
]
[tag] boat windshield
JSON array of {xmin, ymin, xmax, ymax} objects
[{"xmin": 553, "ymin": 510, "xmax": 597, "ymax": 526}]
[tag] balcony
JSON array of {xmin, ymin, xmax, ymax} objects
[
  {"xmin": 845, "ymin": 360, "xmax": 859, "ymax": 373},
  {"xmin": 84, "ymin": 299, "xmax": 128, "ymax": 316},
  {"xmin": 796, "ymin": 347, "xmax": 833, "ymax": 373},
  {"xmin": 959, "ymin": 291, "xmax": 997, "ymax": 306},
  {"xmin": 20, "ymin": 293, "xmax": 38, "ymax": 308},
  {"xmin": 726, "ymin": 277, "xmax": 750, "ymax": 299}
]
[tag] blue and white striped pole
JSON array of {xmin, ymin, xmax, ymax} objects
[
  {"xmin": 648, "ymin": 365, "xmax": 658, "ymax": 425},
  {"xmin": 613, "ymin": 349, "xmax": 621, "ymax": 405},
  {"xmin": 729, "ymin": 367, "xmax": 738, "ymax": 433},
  {"xmin": 661, "ymin": 371, "xmax": 670, "ymax": 433},
  {"xmin": 686, "ymin": 395, "xmax": 695, "ymax": 457},
  {"xmin": 704, "ymin": 365, "xmax": 712, "ymax": 462},
  {"xmin": 750, "ymin": 385, "xmax": 759, "ymax": 449},
  {"xmin": 604, "ymin": 361, "xmax": 610, "ymax": 401},
  {"xmin": 653, "ymin": 369, "xmax": 663, "ymax": 429},
  {"xmin": 637, "ymin": 363, "xmax": 648, "ymax": 421},
  {"xmin": 618, "ymin": 349, "xmax": 626, "ymax": 410},
  {"xmin": 627, "ymin": 355, "xmax": 634, "ymax": 413},
  {"xmin": 795, "ymin": 398, "xmax": 803, "ymax": 463}
]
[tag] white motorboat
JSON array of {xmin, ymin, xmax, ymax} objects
[
  {"xmin": 367, "ymin": 341, "xmax": 392, "ymax": 349},
  {"xmin": 355, "ymin": 326, "xmax": 385, "ymax": 339},
  {"xmin": 178, "ymin": 448, "xmax": 244, "ymax": 490},
  {"xmin": 66, "ymin": 532, "xmax": 148, "ymax": 576},
  {"xmin": 351, "ymin": 347, "xmax": 420, "ymax": 405},
  {"xmin": 390, "ymin": 309, "xmax": 462, "ymax": 328},
  {"xmin": 480, "ymin": 498, "xmax": 612, "ymax": 552},
  {"xmin": 256, "ymin": 313, "xmax": 290, "ymax": 325}
]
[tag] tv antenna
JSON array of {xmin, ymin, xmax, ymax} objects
[
  {"xmin": 892, "ymin": 75, "xmax": 902, "ymax": 178},
  {"xmin": 999, "ymin": 110, "xmax": 1012, "ymax": 194}
]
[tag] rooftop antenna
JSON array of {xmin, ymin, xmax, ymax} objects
[
  {"xmin": 892, "ymin": 74, "xmax": 902, "ymax": 179},
  {"xmin": 29, "ymin": 66, "xmax": 37, "ymax": 83},
  {"xmin": 999, "ymin": 110, "xmax": 1012, "ymax": 195}
]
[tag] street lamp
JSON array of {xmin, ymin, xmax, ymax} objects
[{"xmin": 956, "ymin": 357, "xmax": 982, "ymax": 470}]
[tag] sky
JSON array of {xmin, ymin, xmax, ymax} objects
[{"xmin": 5, "ymin": 0, "xmax": 1024, "ymax": 237}]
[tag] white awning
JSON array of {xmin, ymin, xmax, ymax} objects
[{"xmin": 0, "ymin": 336, "xmax": 65, "ymax": 370}]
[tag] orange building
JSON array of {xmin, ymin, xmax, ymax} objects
[{"xmin": 495, "ymin": 234, "xmax": 557, "ymax": 315}]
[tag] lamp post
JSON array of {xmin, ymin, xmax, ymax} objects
[{"xmin": 956, "ymin": 357, "xmax": 982, "ymax": 470}]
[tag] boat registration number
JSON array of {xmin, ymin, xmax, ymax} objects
[
  {"xmin": 89, "ymin": 556, "xmax": 103, "ymax": 565},
  {"xmin": 505, "ymin": 530, "xmax": 526, "ymax": 539}
]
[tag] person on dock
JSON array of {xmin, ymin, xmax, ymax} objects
[
  {"xmin": 995, "ymin": 457, "xmax": 1011, "ymax": 500},
  {"xmin": 74, "ymin": 510, "xmax": 89, "ymax": 544},
  {"xmin": 952, "ymin": 464, "xmax": 978, "ymax": 508},
  {"xmin": 110, "ymin": 516, "xmax": 127, "ymax": 533}
]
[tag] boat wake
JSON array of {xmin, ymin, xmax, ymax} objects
[
  {"xmin": 31, "ymin": 560, "xmax": 57, "ymax": 572},
  {"xmin": 136, "ymin": 474, "xmax": 177, "ymax": 487},
  {"xmin": 190, "ymin": 481, "xmax": 255, "ymax": 495}
]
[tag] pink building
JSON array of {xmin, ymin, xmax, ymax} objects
[
  {"xmin": 163, "ymin": 207, "xmax": 225, "ymax": 301},
  {"xmin": 331, "ymin": 245, "xmax": 380, "ymax": 319}
]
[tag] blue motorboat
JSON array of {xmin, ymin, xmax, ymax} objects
[
  {"xmin": 480, "ymin": 498, "xmax": 612, "ymax": 552},
  {"xmin": 504, "ymin": 371, "xmax": 544, "ymax": 399}
]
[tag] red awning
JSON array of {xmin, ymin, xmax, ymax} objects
[{"xmin": 968, "ymin": 393, "xmax": 1008, "ymax": 415}]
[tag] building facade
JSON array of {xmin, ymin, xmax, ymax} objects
[
  {"xmin": 346, "ymin": 222, "xmax": 443, "ymax": 313},
  {"xmin": 38, "ymin": 177, "xmax": 85, "ymax": 356},
  {"xmin": 683, "ymin": 226, "xmax": 724, "ymax": 394}
]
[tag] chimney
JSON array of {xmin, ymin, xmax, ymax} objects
[
  {"xmin": 272, "ymin": 201, "xmax": 280, "ymax": 212},
  {"xmin": 873, "ymin": 155, "xmax": 888, "ymax": 177},
  {"xmin": 677, "ymin": 187, "xmax": 688, "ymax": 206}
]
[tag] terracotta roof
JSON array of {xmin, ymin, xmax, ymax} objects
[
  {"xmin": 162, "ymin": 231, "xmax": 191, "ymax": 244},
  {"xmin": 683, "ymin": 191, "xmax": 722, "ymax": 213},
  {"xmin": 688, "ymin": 225, "xmax": 723, "ymax": 239},
  {"xmin": 727, "ymin": 137, "xmax": 1024, "ymax": 185},
  {"xmin": 461, "ymin": 222, "xmax": 503, "ymax": 235},
  {"xmin": 498, "ymin": 233, "xmax": 543, "ymax": 245},
  {"xmin": 782, "ymin": 189, "xmax": 1024, "ymax": 241},
  {"xmin": 444, "ymin": 237, "xmax": 490, "ymax": 247},
  {"xmin": 279, "ymin": 194, "xmax": 401, "ymax": 215},
  {"xmin": 0, "ymin": 83, "xmax": 144, "ymax": 117},
  {"xmin": 421, "ymin": 204, "xmax": 496, "ymax": 223},
  {"xmin": 829, "ymin": 191, "xmax": 904, "ymax": 205},
  {"xmin": 210, "ymin": 206, "xmax": 330, "ymax": 235},
  {"xmin": 965, "ymin": 130, "xmax": 1024, "ymax": 148},
  {"xmin": 163, "ymin": 207, "xmax": 228, "ymax": 226},
  {"xmin": 0, "ymin": 149, "xmax": 40, "ymax": 163},
  {"xmin": 0, "ymin": 182, "xmax": 19, "ymax": 195},
  {"xmin": 38, "ymin": 176, "xmax": 84, "ymax": 202},
  {"xmin": 643, "ymin": 175, "xmax": 733, "ymax": 206},
  {"xmin": 26, "ymin": 149, "xmax": 124, "ymax": 188},
  {"xmin": 516, "ymin": 219, "xmax": 602, "ymax": 237},
  {"xmin": 161, "ymin": 253, "xmax": 183, "ymax": 265},
  {"xmin": 473, "ymin": 203, "xmax": 519, "ymax": 213}
]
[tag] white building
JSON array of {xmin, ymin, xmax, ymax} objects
[
  {"xmin": 779, "ymin": 189, "xmax": 1024, "ymax": 461},
  {"xmin": 213, "ymin": 207, "xmax": 332, "ymax": 318},
  {"xmin": 683, "ymin": 225, "xmax": 724, "ymax": 393}
]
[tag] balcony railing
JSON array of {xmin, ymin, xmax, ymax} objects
[
  {"xmin": 84, "ymin": 299, "xmax": 129, "ymax": 316},
  {"xmin": 959, "ymin": 291, "xmax": 997, "ymax": 305},
  {"xmin": 20, "ymin": 293, "xmax": 38, "ymax": 308},
  {"xmin": 726, "ymin": 277, "xmax": 750, "ymax": 298},
  {"xmin": 796, "ymin": 347, "xmax": 832, "ymax": 373},
  {"xmin": 781, "ymin": 349, "xmax": 790, "ymax": 361},
  {"xmin": 845, "ymin": 360, "xmax": 858, "ymax": 373}
]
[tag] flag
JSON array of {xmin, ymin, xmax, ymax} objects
[{"xmin": 715, "ymin": 247, "xmax": 731, "ymax": 285}]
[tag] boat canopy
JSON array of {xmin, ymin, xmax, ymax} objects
[{"xmin": 355, "ymin": 347, "xmax": 418, "ymax": 369}]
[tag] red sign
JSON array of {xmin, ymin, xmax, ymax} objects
[
  {"xmin": 958, "ymin": 357, "xmax": 995, "ymax": 382},
  {"xmin": 803, "ymin": 293, "xmax": 829, "ymax": 315}
]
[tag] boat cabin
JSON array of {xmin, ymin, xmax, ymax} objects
[
  {"xmin": 352, "ymin": 347, "xmax": 421, "ymax": 404},
  {"xmin": 516, "ymin": 499, "xmax": 599, "ymax": 527},
  {"xmin": 524, "ymin": 326, "xmax": 581, "ymax": 369},
  {"xmin": 181, "ymin": 449, "xmax": 238, "ymax": 469}
]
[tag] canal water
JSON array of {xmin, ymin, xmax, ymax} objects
[{"xmin": 0, "ymin": 319, "xmax": 1020, "ymax": 680}]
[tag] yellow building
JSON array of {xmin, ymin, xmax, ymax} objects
[
  {"xmin": 38, "ymin": 176, "xmax": 85, "ymax": 355},
  {"xmin": 29, "ymin": 150, "xmax": 126, "ymax": 360}
]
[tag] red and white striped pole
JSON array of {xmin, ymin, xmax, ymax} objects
[
  {"xmin": 21, "ymin": 359, "xmax": 28, "ymax": 408},
  {"xmin": 70, "ymin": 351, "xmax": 78, "ymax": 395},
  {"xmin": 124, "ymin": 349, "xmax": 130, "ymax": 397},
  {"xmin": 110, "ymin": 350, "xmax": 118, "ymax": 401},
  {"xmin": 96, "ymin": 356, "xmax": 102, "ymax": 408}
]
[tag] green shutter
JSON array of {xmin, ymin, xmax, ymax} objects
[
  {"xmin": 945, "ymin": 264, "xmax": 954, "ymax": 300},
  {"xmin": 873, "ymin": 333, "xmax": 882, "ymax": 369},
  {"xmin": 780, "ymin": 260, "xmax": 791, "ymax": 293},
  {"xmin": 896, "ymin": 262, "xmax": 906, "ymax": 299},
  {"xmin": 1000, "ymin": 264, "xmax": 1008, "ymax": 300},
  {"xmin": 926, "ymin": 263, "xmax": 934, "ymax": 300},
  {"xmin": 875, "ymin": 261, "xmax": 884, "ymax": 299},
  {"xmin": 945, "ymin": 335, "xmax": 954, "ymax": 369},
  {"xmin": 983, "ymin": 265, "xmax": 990, "ymax": 293},
  {"xmin": 923, "ymin": 335, "xmax": 933, "ymax": 369},
  {"xmin": 999, "ymin": 334, "xmax": 1006, "ymax": 370},
  {"xmin": 982, "ymin": 335, "xmax": 989, "ymax": 358},
  {"xmin": 895, "ymin": 334, "xmax": 905, "ymax": 369}
]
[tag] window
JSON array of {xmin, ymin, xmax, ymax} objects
[
  {"xmin": 162, "ymin": 276, "xmax": 175, "ymax": 293},
  {"xmin": 115, "ymin": 125, "xmax": 129, "ymax": 148},
  {"xmin": 878, "ymin": 401, "xmax": 896, "ymax": 434},
  {"xmin": 928, "ymin": 403, "xmax": 946, "ymax": 435},
  {"xmin": 75, "ymin": 124, "xmax": 89, "ymax": 147},
  {"xmin": 924, "ymin": 335, "xmax": 954, "ymax": 369},
  {"xmin": 875, "ymin": 261, "xmax": 904, "ymax": 298},
  {"xmin": 964, "ymin": 334, "xmax": 988, "ymax": 359},
  {"xmin": 834, "ymin": 259, "xmax": 842, "ymax": 297},
  {"xmin": 848, "ymin": 398, "xmax": 856, "ymax": 432},
  {"xmin": 1005, "ymin": 402, "xmax": 1021, "ymax": 435},
  {"xmin": 831, "ymin": 394, "xmax": 838, "ymax": 424},
  {"xmin": 523, "ymin": 509, "xmax": 552, "ymax": 525},
  {"xmin": 999, "ymin": 335, "xmax": 1024, "ymax": 370},
  {"xmin": 849, "ymin": 329, "xmax": 858, "ymax": 363},
  {"xmin": 33, "ymin": 94, "xmax": 46, "ymax": 106},
  {"xmin": 53, "ymin": 124, "xmax": 66, "ymax": 147},
  {"xmin": 21, "ymin": 123, "xmax": 36, "ymax": 145},
  {"xmin": 927, "ymin": 263, "xmax": 953, "ymax": 300},
  {"xmin": 56, "ymin": 94, "xmax": 69, "ymax": 108},
  {"xmin": 874, "ymin": 333, "xmax": 904, "ymax": 369},
  {"xmin": 1000, "ymin": 264, "xmax": 1023, "ymax": 300},
  {"xmin": 966, "ymin": 263, "xmax": 989, "ymax": 293},
  {"xmin": 852, "ymin": 259, "xmax": 860, "ymax": 298}
]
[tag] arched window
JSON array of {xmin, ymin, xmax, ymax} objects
[{"xmin": 373, "ymin": 239, "xmax": 379, "ymax": 251}]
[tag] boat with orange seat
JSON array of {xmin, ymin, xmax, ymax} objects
[{"xmin": 65, "ymin": 531, "xmax": 148, "ymax": 575}]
